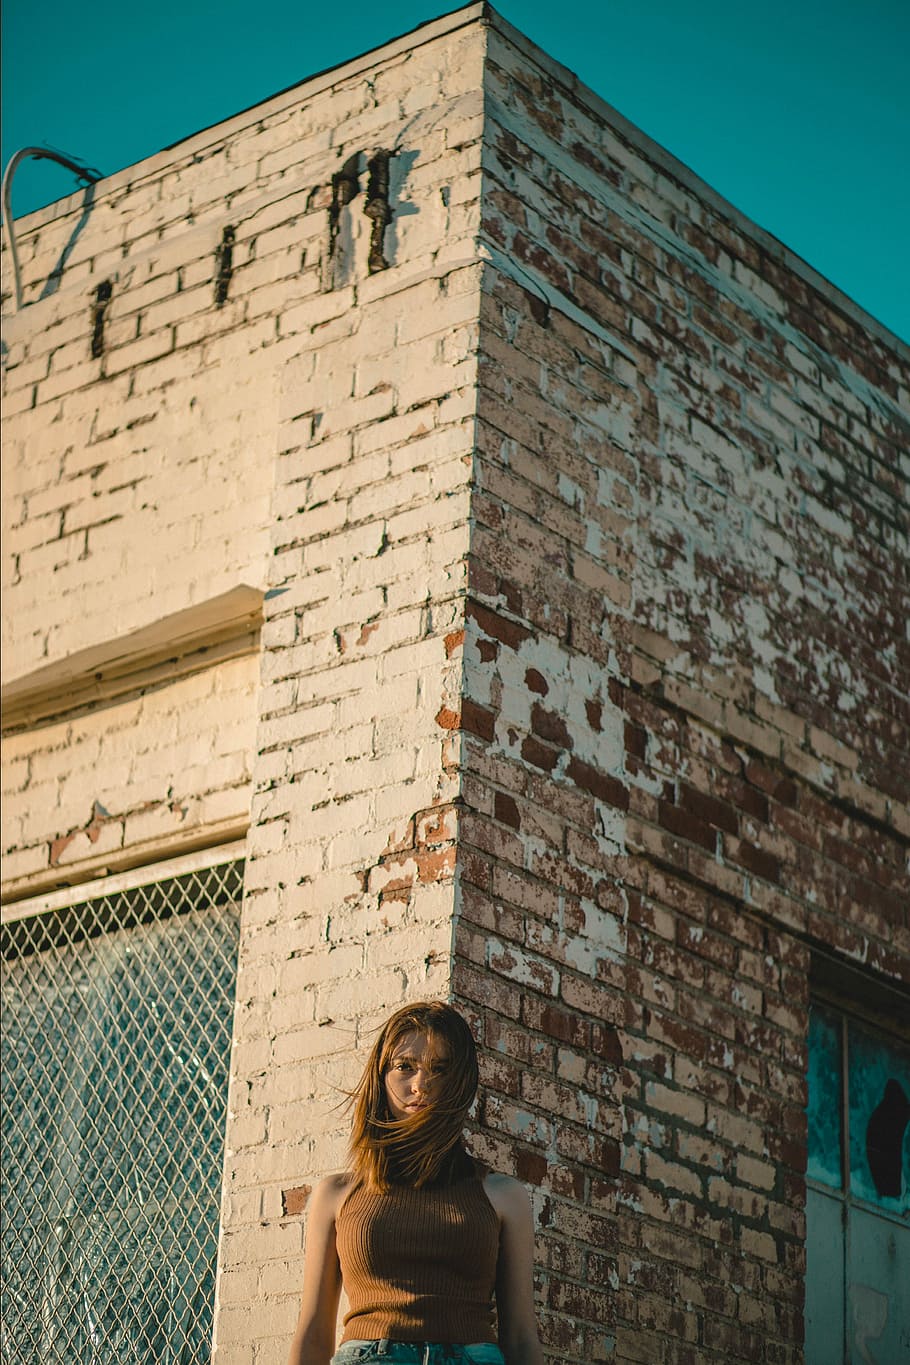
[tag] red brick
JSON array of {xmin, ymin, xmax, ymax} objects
[
  {"xmin": 281, "ymin": 1184, "xmax": 311, "ymax": 1216},
  {"xmin": 567, "ymin": 756, "xmax": 630, "ymax": 811},
  {"xmin": 658, "ymin": 800, "xmax": 715, "ymax": 852},
  {"xmin": 680, "ymin": 782, "xmax": 738, "ymax": 834},
  {"xmin": 522, "ymin": 996, "xmax": 590, "ymax": 1047},
  {"xmin": 515, "ymin": 1148, "xmax": 548, "ymax": 1185},
  {"xmin": 461, "ymin": 699, "xmax": 496, "ymax": 742},
  {"xmin": 493, "ymin": 790, "xmax": 521, "ymax": 829},
  {"xmin": 416, "ymin": 846, "xmax": 455, "ymax": 882},
  {"xmin": 521, "ymin": 735, "xmax": 560, "ymax": 771},
  {"xmin": 624, "ymin": 719, "xmax": 646, "ymax": 757},
  {"xmin": 530, "ymin": 702, "xmax": 573, "ymax": 749},
  {"xmin": 525, "ymin": 667, "xmax": 549, "ymax": 695},
  {"xmin": 466, "ymin": 597, "xmax": 532, "ymax": 649},
  {"xmin": 736, "ymin": 838, "xmax": 781, "ymax": 883}
]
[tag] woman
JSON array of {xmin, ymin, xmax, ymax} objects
[{"xmin": 287, "ymin": 1000, "xmax": 545, "ymax": 1365}]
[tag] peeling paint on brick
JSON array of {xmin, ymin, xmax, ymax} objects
[
  {"xmin": 281, "ymin": 1184, "xmax": 311, "ymax": 1216},
  {"xmin": 3, "ymin": 11, "xmax": 906, "ymax": 1365}
]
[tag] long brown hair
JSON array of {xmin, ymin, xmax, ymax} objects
[{"xmin": 348, "ymin": 1001, "xmax": 479, "ymax": 1191}]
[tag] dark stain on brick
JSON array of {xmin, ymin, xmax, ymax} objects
[
  {"xmin": 591, "ymin": 1023, "xmax": 624, "ymax": 1065},
  {"xmin": 477, "ymin": 638, "xmax": 499, "ymax": 662},
  {"xmin": 214, "ymin": 225, "xmax": 235, "ymax": 307},
  {"xmin": 772, "ymin": 775, "xmax": 798, "ymax": 808},
  {"xmin": 730, "ymin": 780, "xmax": 770, "ymax": 823},
  {"xmin": 499, "ymin": 577, "xmax": 523, "ymax": 615},
  {"xmin": 527, "ymin": 1000, "xmax": 589, "ymax": 1047},
  {"xmin": 586, "ymin": 697, "xmax": 603, "ymax": 731},
  {"xmin": 599, "ymin": 1137, "xmax": 621, "ymax": 1178},
  {"xmin": 744, "ymin": 761, "xmax": 797, "ymax": 808},
  {"xmin": 521, "ymin": 284, "xmax": 550, "ymax": 328},
  {"xmin": 525, "ymin": 668, "xmax": 549, "ymax": 696},
  {"xmin": 90, "ymin": 280, "xmax": 112, "ymax": 359}
]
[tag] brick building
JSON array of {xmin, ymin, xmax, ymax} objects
[{"xmin": 2, "ymin": 6, "xmax": 907, "ymax": 1364}]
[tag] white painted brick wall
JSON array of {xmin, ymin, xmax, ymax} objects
[
  {"xmin": 0, "ymin": 655, "xmax": 258, "ymax": 886},
  {"xmin": 2, "ymin": 8, "xmax": 486, "ymax": 917},
  {"xmin": 3, "ymin": 10, "xmax": 489, "ymax": 1362}
]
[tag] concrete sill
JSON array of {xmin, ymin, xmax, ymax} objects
[{"xmin": 1, "ymin": 584, "xmax": 263, "ymax": 733}]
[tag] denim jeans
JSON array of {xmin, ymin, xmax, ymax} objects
[{"xmin": 330, "ymin": 1342, "xmax": 505, "ymax": 1365}]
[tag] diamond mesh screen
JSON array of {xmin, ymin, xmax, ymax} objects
[{"xmin": 1, "ymin": 859, "xmax": 243, "ymax": 1364}]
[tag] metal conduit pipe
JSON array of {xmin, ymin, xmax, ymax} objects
[{"xmin": 2, "ymin": 148, "xmax": 103, "ymax": 311}]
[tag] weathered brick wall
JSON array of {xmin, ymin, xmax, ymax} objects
[
  {"xmin": 450, "ymin": 16, "xmax": 910, "ymax": 1365},
  {"xmin": 3, "ymin": 7, "xmax": 908, "ymax": 1365},
  {"xmin": 2, "ymin": 11, "xmax": 488, "ymax": 1359},
  {"xmin": 2, "ymin": 8, "xmax": 491, "ymax": 1356},
  {"xmin": 167, "ymin": 18, "xmax": 487, "ymax": 1364},
  {"xmin": 1, "ymin": 653, "xmax": 259, "ymax": 889},
  {"xmin": 1, "ymin": 7, "xmax": 486, "ymax": 906},
  {"xmin": 1, "ymin": 179, "xmax": 277, "ymax": 679}
]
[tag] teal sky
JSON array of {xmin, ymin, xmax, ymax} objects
[{"xmin": 3, "ymin": 0, "xmax": 909, "ymax": 342}]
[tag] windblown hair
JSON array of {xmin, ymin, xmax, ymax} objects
[{"xmin": 348, "ymin": 1001, "xmax": 479, "ymax": 1191}]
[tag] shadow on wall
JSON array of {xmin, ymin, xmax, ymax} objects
[{"xmin": 39, "ymin": 179, "xmax": 97, "ymax": 300}]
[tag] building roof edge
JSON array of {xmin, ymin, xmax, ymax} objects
[
  {"xmin": 483, "ymin": 5, "xmax": 907, "ymax": 357},
  {"xmin": 7, "ymin": 2, "xmax": 906, "ymax": 356}
]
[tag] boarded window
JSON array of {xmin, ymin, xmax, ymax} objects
[
  {"xmin": 805, "ymin": 1000, "xmax": 909, "ymax": 1365},
  {"xmin": 1, "ymin": 859, "xmax": 242, "ymax": 1363}
]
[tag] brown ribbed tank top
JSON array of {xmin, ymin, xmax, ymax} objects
[{"xmin": 336, "ymin": 1176, "xmax": 500, "ymax": 1344}]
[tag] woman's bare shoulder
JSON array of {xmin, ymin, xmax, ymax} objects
[
  {"xmin": 482, "ymin": 1170, "xmax": 533, "ymax": 1216},
  {"xmin": 309, "ymin": 1171, "xmax": 356, "ymax": 1219}
]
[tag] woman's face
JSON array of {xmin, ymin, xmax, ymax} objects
[{"xmin": 383, "ymin": 1030, "xmax": 450, "ymax": 1120}]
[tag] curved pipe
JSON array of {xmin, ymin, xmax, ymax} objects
[{"xmin": 2, "ymin": 147, "xmax": 102, "ymax": 311}]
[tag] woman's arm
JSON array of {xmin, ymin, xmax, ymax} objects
[
  {"xmin": 485, "ymin": 1173, "xmax": 546, "ymax": 1365},
  {"xmin": 286, "ymin": 1175, "xmax": 345, "ymax": 1365}
]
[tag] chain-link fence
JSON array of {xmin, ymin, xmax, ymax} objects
[{"xmin": 1, "ymin": 859, "xmax": 243, "ymax": 1365}]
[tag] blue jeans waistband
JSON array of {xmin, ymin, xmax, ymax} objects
[{"xmin": 331, "ymin": 1341, "xmax": 505, "ymax": 1365}]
